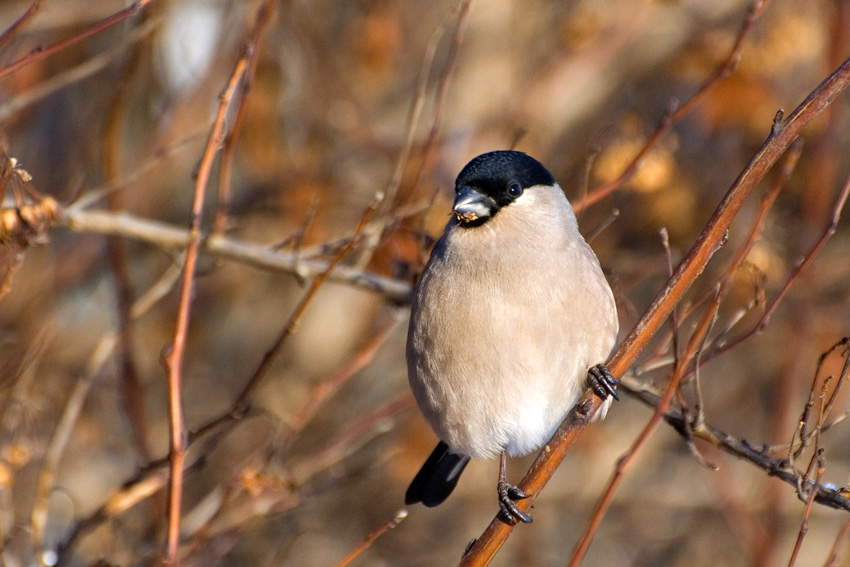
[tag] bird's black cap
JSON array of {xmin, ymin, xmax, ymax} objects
[{"xmin": 455, "ymin": 151, "xmax": 555, "ymax": 200}]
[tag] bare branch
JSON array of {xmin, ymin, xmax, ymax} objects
[
  {"xmin": 62, "ymin": 207, "xmax": 413, "ymax": 303},
  {"xmin": 161, "ymin": 48, "xmax": 251, "ymax": 567},
  {"xmin": 0, "ymin": 0, "xmax": 40, "ymax": 51},
  {"xmin": 334, "ymin": 510, "xmax": 408, "ymax": 567},
  {"xmin": 0, "ymin": 0, "xmax": 155, "ymax": 81},
  {"xmin": 574, "ymin": 0, "xmax": 775, "ymax": 211}
]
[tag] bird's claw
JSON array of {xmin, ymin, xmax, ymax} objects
[
  {"xmin": 587, "ymin": 363, "xmax": 619, "ymax": 401},
  {"xmin": 497, "ymin": 480, "xmax": 533, "ymax": 525}
]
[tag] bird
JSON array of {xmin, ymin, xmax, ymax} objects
[{"xmin": 404, "ymin": 150, "xmax": 619, "ymax": 524}]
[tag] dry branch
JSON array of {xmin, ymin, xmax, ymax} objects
[
  {"xmin": 574, "ymin": 0, "xmax": 775, "ymax": 211},
  {"xmin": 0, "ymin": 0, "xmax": 154, "ymax": 81},
  {"xmin": 213, "ymin": 0, "xmax": 279, "ymax": 236},
  {"xmin": 0, "ymin": 0, "xmax": 40, "ymax": 51},
  {"xmin": 161, "ymin": 48, "xmax": 251, "ymax": 567},
  {"xmin": 620, "ymin": 378, "xmax": 850, "ymax": 513},
  {"xmin": 61, "ymin": 207, "xmax": 413, "ymax": 303}
]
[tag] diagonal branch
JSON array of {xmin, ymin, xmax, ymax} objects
[
  {"xmin": 459, "ymin": 53, "xmax": 850, "ymax": 567},
  {"xmin": 0, "ymin": 0, "xmax": 155, "ymax": 81},
  {"xmin": 574, "ymin": 0, "xmax": 774, "ymax": 211}
]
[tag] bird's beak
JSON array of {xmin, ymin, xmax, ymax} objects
[{"xmin": 453, "ymin": 186, "xmax": 493, "ymax": 225}]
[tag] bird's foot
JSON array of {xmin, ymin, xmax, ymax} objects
[
  {"xmin": 497, "ymin": 480, "xmax": 532, "ymax": 525},
  {"xmin": 587, "ymin": 363, "xmax": 619, "ymax": 401}
]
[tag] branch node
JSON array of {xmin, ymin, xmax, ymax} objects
[{"xmin": 772, "ymin": 108, "xmax": 785, "ymax": 131}]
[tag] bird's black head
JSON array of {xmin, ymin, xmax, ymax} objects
[{"xmin": 452, "ymin": 151, "xmax": 555, "ymax": 227}]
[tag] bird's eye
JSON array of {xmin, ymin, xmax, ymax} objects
[{"xmin": 508, "ymin": 182, "xmax": 523, "ymax": 197}]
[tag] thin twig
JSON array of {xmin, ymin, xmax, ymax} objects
[
  {"xmin": 569, "ymin": 293, "xmax": 720, "ymax": 567},
  {"xmin": 357, "ymin": 0, "xmax": 474, "ymax": 268},
  {"xmin": 0, "ymin": 249, "xmax": 24, "ymax": 303},
  {"xmin": 618, "ymin": 375, "xmax": 850, "ymax": 512},
  {"xmin": 212, "ymin": 0, "xmax": 279, "ymax": 236},
  {"xmin": 0, "ymin": 17, "xmax": 159, "ymax": 122},
  {"xmin": 288, "ymin": 391, "xmax": 415, "ymax": 485},
  {"xmin": 406, "ymin": 0, "xmax": 473, "ymax": 202},
  {"xmin": 822, "ymin": 339, "xmax": 850, "ymax": 421},
  {"xmin": 824, "ymin": 518, "xmax": 850, "ymax": 567},
  {"xmin": 659, "ymin": 228, "xmax": 681, "ymax": 377},
  {"xmin": 184, "ymin": 196, "xmax": 383, "ymax": 452},
  {"xmin": 102, "ymin": 11, "xmax": 151, "ymax": 461},
  {"xmin": 287, "ymin": 310, "xmax": 406, "ymax": 438},
  {"xmin": 380, "ymin": 2, "xmax": 463, "ymax": 211},
  {"xmin": 334, "ymin": 510, "xmax": 408, "ymax": 567},
  {"xmin": 0, "ymin": 0, "xmax": 41, "ymax": 51},
  {"xmin": 0, "ymin": 325, "xmax": 53, "ymax": 548},
  {"xmin": 63, "ymin": 132, "xmax": 205, "ymax": 212},
  {"xmin": 161, "ymin": 48, "xmax": 251, "ymax": 567},
  {"xmin": 787, "ymin": 451, "xmax": 826, "ymax": 567},
  {"xmin": 574, "ymin": 0, "xmax": 774, "ymax": 211},
  {"xmin": 459, "ymin": 53, "xmax": 850, "ymax": 567},
  {"xmin": 696, "ymin": 165, "xmax": 850, "ymax": 371},
  {"xmin": 221, "ymin": 198, "xmax": 380, "ymax": 422},
  {"xmin": 31, "ymin": 262, "xmax": 183, "ymax": 556},
  {"xmin": 791, "ymin": 344, "xmax": 834, "ymax": 463},
  {"xmin": 0, "ymin": 0, "xmax": 154, "ymax": 81}
]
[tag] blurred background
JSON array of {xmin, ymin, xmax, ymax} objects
[{"xmin": 0, "ymin": 0, "xmax": 849, "ymax": 565}]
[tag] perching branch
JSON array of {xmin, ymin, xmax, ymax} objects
[{"xmin": 459, "ymin": 53, "xmax": 850, "ymax": 567}]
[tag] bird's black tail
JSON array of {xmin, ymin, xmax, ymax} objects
[{"xmin": 405, "ymin": 441, "xmax": 470, "ymax": 507}]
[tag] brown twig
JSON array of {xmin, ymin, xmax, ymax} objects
[
  {"xmin": 0, "ymin": 17, "xmax": 158, "ymax": 122},
  {"xmin": 400, "ymin": 0, "xmax": 473, "ymax": 208},
  {"xmin": 31, "ymin": 262, "xmax": 183, "ymax": 557},
  {"xmin": 787, "ymin": 451, "xmax": 826, "ymax": 567},
  {"xmin": 220, "ymin": 198, "xmax": 380, "ymax": 423},
  {"xmin": 694, "ymin": 165, "xmax": 850, "ymax": 371},
  {"xmin": 0, "ymin": 249, "xmax": 24, "ymax": 303},
  {"xmin": 573, "ymin": 0, "xmax": 774, "ymax": 212},
  {"xmin": 161, "ymin": 48, "xmax": 250, "ymax": 567},
  {"xmin": 0, "ymin": 0, "xmax": 40, "ymax": 51},
  {"xmin": 287, "ymin": 310, "xmax": 406, "ymax": 438},
  {"xmin": 569, "ymin": 290, "xmax": 720, "ymax": 567},
  {"xmin": 459, "ymin": 53, "xmax": 850, "ymax": 567},
  {"xmin": 0, "ymin": 0, "xmax": 154, "ymax": 82},
  {"xmin": 357, "ymin": 0, "xmax": 474, "ymax": 269},
  {"xmin": 334, "ymin": 510, "xmax": 408, "ymax": 567},
  {"xmin": 289, "ymin": 391, "xmax": 415, "ymax": 485},
  {"xmin": 801, "ymin": 0, "xmax": 850, "ymax": 227},
  {"xmin": 181, "ymin": 194, "xmax": 382, "ymax": 464},
  {"xmin": 824, "ymin": 517, "xmax": 850, "ymax": 567},
  {"xmin": 64, "ymin": 129, "xmax": 206, "ymax": 211},
  {"xmin": 0, "ymin": 326, "xmax": 53, "ymax": 548},
  {"xmin": 417, "ymin": 0, "xmax": 472, "ymax": 173},
  {"xmin": 102, "ymin": 13, "xmax": 150, "ymax": 461},
  {"xmin": 637, "ymin": 139, "xmax": 801, "ymax": 392},
  {"xmin": 791, "ymin": 341, "xmax": 839, "ymax": 463},
  {"xmin": 380, "ymin": 2, "xmax": 463, "ymax": 211},
  {"xmin": 212, "ymin": 0, "xmax": 279, "ymax": 236}
]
